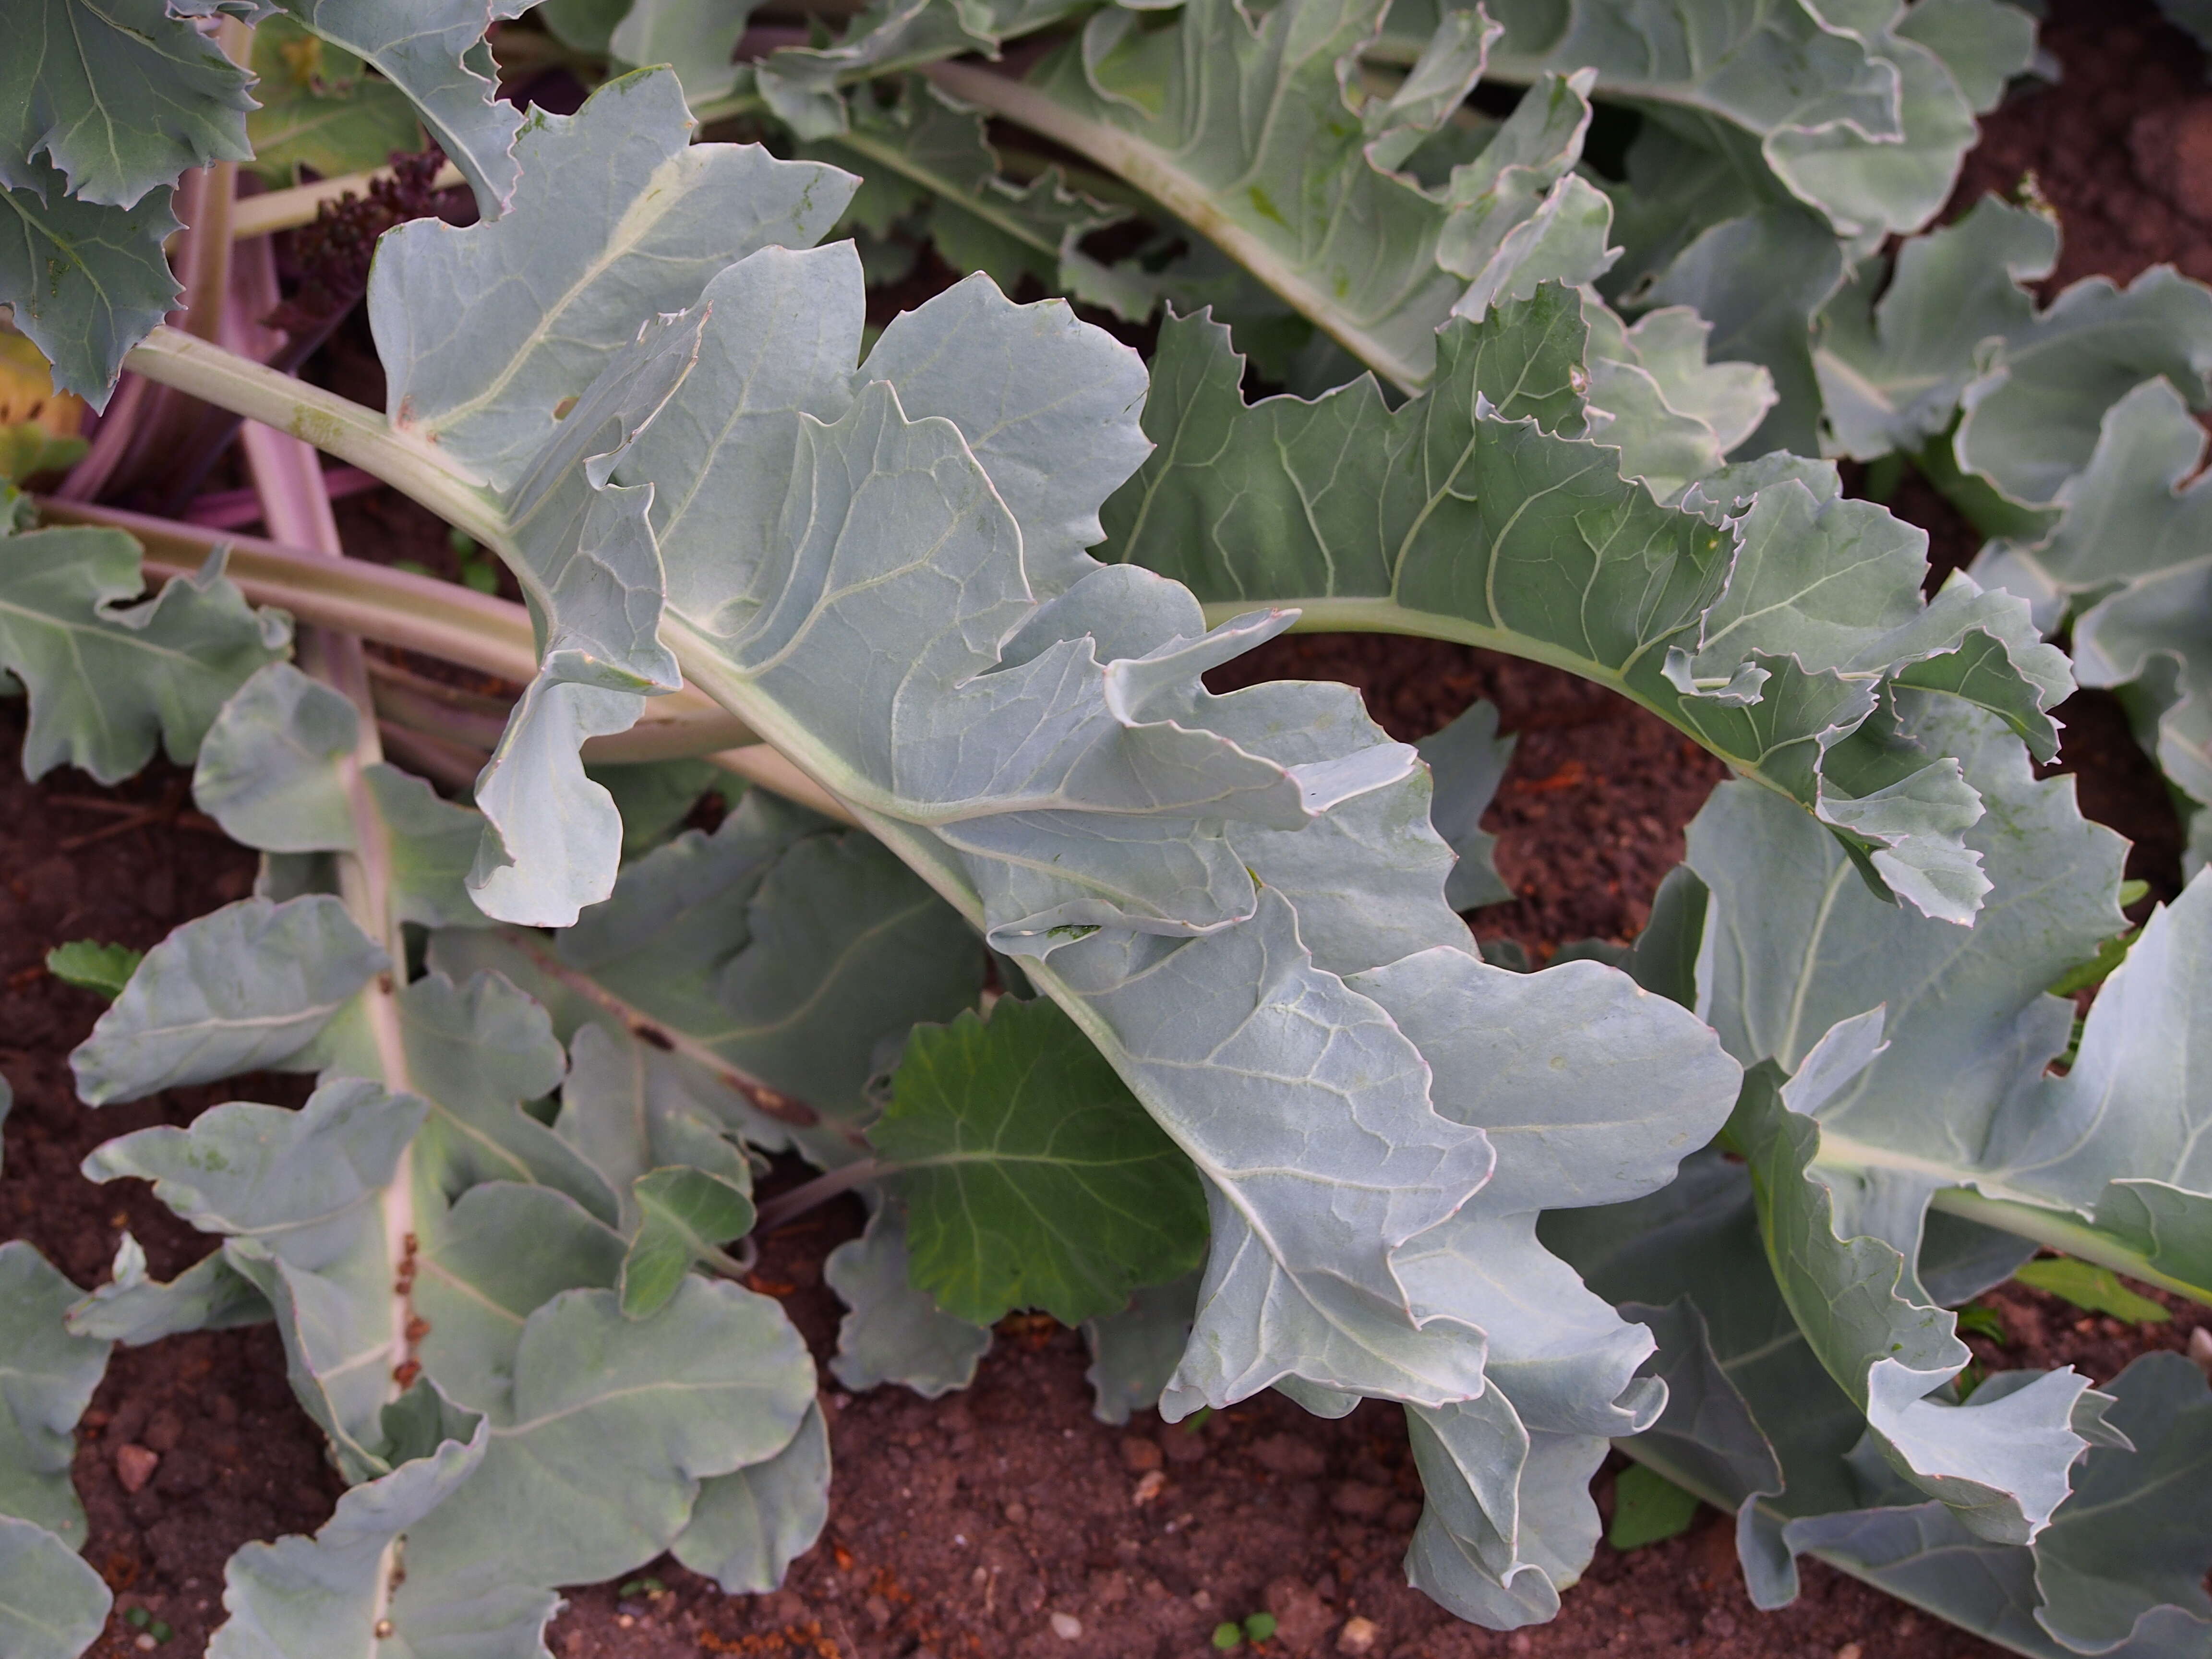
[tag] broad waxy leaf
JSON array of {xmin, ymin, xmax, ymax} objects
[
  {"xmin": 826, "ymin": 1204, "xmax": 995, "ymax": 1397},
  {"xmin": 1815, "ymin": 195, "xmax": 2058, "ymax": 461},
  {"xmin": 1102, "ymin": 289, "xmax": 2068, "ymax": 922},
  {"xmin": 0, "ymin": 1242, "xmax": 112, "ymax": 1546},
  {"xmin": 1635, "ymin": 202, "xmax": 1846, "ymax": 459},
  {"xmin": 84, "ymin": 1078, "xmax": 426, "ymax": 1471},
  {"xmin": 67, "ymin": 1233, "xmax": 271, "ymax": 1346},
  {"xmin": 1954, "ymin": 264, "xmax": 2212, "ymax": 514},
  {"xmin": 271, "ymin": 0, "xmax": 535, "ymax": 219},
  {"xmin": 372, "ymin": 69, "xmax": 854, "ymax": 493},
  {"xmin": 359, "ymin": 80, "xmax": 1749, "ymax": 1563},
  {"xmin": 433, "ymin": 790, "xmax": 988, "ymax": 1144},
  {"xmin": 0, "ymin": 161, "xmax": 181, "ymax": 406},
  {"xmin": 0, "ymin": 0, "xmax": 255, "ymax": 209},
  {"xmin": 1345, "ymin": 949, "xmax": 1738, "ymax": 1623},
  {"xmin": 0, "ymin": 1516, "xmax": 111, "ymax": 1659},
  {"xmin": 805, "ymin": 78, "xmax": 1126, "ymax": 308},
  {"xmin": 242, "ymin": 14, "xmax": 424, "ymax": 185},
  {"xmin": 394, "ymin": 1277, "xmax": 814, "ymax": 1597},
  {"xmin": 610, "ymin": 0, "xmax": 763, "ymax": 103},
  {"xmin": 671, "ymin": 1402, "xmax": 832, "ymax": 1595},
  {"xmin": 1728, "ymin": 1026, "xmax": 2096, "ymax": 1545},
  {"xmin": 873, "ymin": 997, "xmax": 1209, "ymax": 1325},
  {"xmin": 1690, "ymin": 697, "xmax": 2134, "ymax": 1244},
  {"xmin": 1082, "ymin": 1272, "xmax": 1200, "ymax": 1425},
  {"xmin": 2030, "ymin": 380, "xmax": 2212, "ymax": 820},
  {"xmin": 366, "ymin": 68, "xmax": 860, "ymax": 924},
  {"xmin": 1546, "ymin": 1159, "xmax": 2212, "ymax": 1654},
  {"xmin": 747, "ymin": 0, "xmax": 1089, "ymax": 140},
  {"xmin": 205, "ymin": 1384, "xmax": 560, "ymax": 1659},
  {"xmin": 71, "ymin": 895, "xmax": 387, "ymax": 1106},
  {"xmin": 0, "ymin": 534, "xmax": 291, "ymax": 785},
  {"xmin": 997, "ymin": 0, "xmax": 1601, "ymax": 392}
]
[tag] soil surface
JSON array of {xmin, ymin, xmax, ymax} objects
[{"xmin": 7, "ymin": 4, "xmax": 2210, "ymax": 1657}]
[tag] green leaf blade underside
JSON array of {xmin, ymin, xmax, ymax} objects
[
  {"xmin": 1546, "ymin": 1157, "xmax": 2212, "ymax": 1655},
  {"xmin": 1688, "ymin": 694, "xmax": 2212, "ymax": 1300},
  {"xmin": 0, "ymin": 533, "xmax": 291, "ymax": 784},
  {"xmin": 0, "ymin": 1242, "xmax": 113, "ymax": 1547},
  {"xmin": 1608, "ymin": 1463, "xmax": 1702, "ymax": 1551},
  {"xmin": 1100, "ymin": 289, "xmax": 2070, "ymax": 923},
  {"xmin": 873, "ymin": 998, "xmax": 1209, "ymax": 1326},
  {"xmin": 0, "ymin": 164, "xmax": 182, "ymax": 407},
  {"xmin": 45, "ymin": 939, "xmax": 142, "ymax": 999},
  {"xmin": 339, "ymin": 70, "xmax": 1755, "ymax": 1626},
  {"xmin": 0, "ymin": 0, "xmax": 255, "ymax": 210},
  {"xmin": 243, "ymin": 13, "xmax": 425, "ymax": 184}
]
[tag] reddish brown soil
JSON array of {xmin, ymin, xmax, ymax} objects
[
  {"xmin": 7, "ymin": 6, "xmax": 2209, "ymax": 1658},
  {"xmin": 1951, "ymin": 0, "xmax": 2212, "ymax": 291}
]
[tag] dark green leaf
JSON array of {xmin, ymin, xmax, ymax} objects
[
  {"xmin": 872, "ymin": 998, "xmax": 1208, "ymax": 1326},
  {"xmin": 45, "ymin": 940, "xmax": 142, "ymax": 999},
  {"xmin": 0, "ymin": 163, "xmax": 180, "ymax": 405},
  {"xmin": 1609, "ymin": 1462, "xmax": 1703, "ymax": 1550},
  {"xmin": 0, "ymin": 0, "xmax": 255, "ymax": 209},
  {"xmin": 619, "ymin": 1167, "xmax": 756, "ymax": 1318}
]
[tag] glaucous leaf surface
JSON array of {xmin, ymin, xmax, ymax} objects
[
  {"xmin": 351, "ymin": 84, "xmax": 1755, "ymax": 1586},
  {"xmin": 0, "ymin": 535, "xmax": 290, "ymax": 784},
  {"xmin": 1082, "ymin": 1272, "xmax": 1200, "ymax": 1424},
  {"xmin": 432, "ymin": 789, "xmax": 988, "ymax": 1144},
  {"xmin": 1815, "ymin": 196, "xmax": 2058, "ymax": 461},
  {"xmin": 671, "ymin": 1402, "xmax": 832, "ymax": 1595},
  {"xmin": 70, "ymin": 896, "xmax": 387, "ymax": 1105},
  {"xmin": 270, "ymin": 0, "xmax": 535, "ymax": 219},
  {"xmin": 873, "ymin": 997, "xmax": 1208, "ymax": 1325},
  {"xmin": 67, "ymin": 1234, "xmax": 272, "ymax": 1346},
  {"xmin": 609, "ymin": 0, "xmax": 763, "ymax": 103},
  {"xmin": 0, "ymin": 1243, "xmax": 111, "ymax": 1546},
  {"xmin": 825, "ymin": 1204, "xmax": 996, "ymax": 1396},
  {"xmin": 370, "ymin": 69, "xmax": 854, "ymax": 493},
  {"xmin": 1561, "ymin": 1163, "xmax": 2212, "ymax": 1655},
  {"xmin": 1102, "ymin": 289, "xmax": 2069, "ymax": 922},
  {"xmin": 746, "ymin": 0, "xmax": 1089, "ymax": 139},
  {"xmin": 2028, "ymin": 381, "xmax": 2212, "ymax": 826},
  {"xmin": 984, "ymin": 0, "xmax": 1607, "ymax": 392},
  {"xmin": 0, "ymin": 1515, "xmax": 111, "ymax": 1659},
  {"xmin": 803, "ymin": 78, "xmax": 1124, "ymax": 307},
  {"xmin": 1350, "ymin": 948, "xmax": 1738, "ymax": 1623}
]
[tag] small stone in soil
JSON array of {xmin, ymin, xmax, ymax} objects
[
  {"xmin": 1004, "ymin": 1501, "xmax": 1027, "ymax": 1522},
  {"xmin": 115, "ymin": 1444, "xmax": 158, "ymax": 1494},
  {"xmin": 1120, "ymin": 1436, "xmax": 1163, "ymax": 1472},
  {"xmin": 1335, "ymin": 1614, "xmax": 1378, "ymax": 1655},
  {"xmin": 1133, "ymin": 1469, "xmax": 1166, "ymax": 1507},
  {"xmin": 1050, "ymin": 1611, "xmax": 1083, "ymax": 1640}
]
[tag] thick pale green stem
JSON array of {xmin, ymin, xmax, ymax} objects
[
  {"xmin": 925, "ymin": 62, "xmax": 1433, "ymax": 395},
  {"xmin": 1928, "ymin": 1188, "xmax": 2212, "ymax": 1305},
  {"xmin": 123, "ymin": 327, "xmax": 508, "ymax": 551}
]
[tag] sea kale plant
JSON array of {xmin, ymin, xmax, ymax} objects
[{"xmin": 4, "ymin": 2, "xmax": 2212, "ymax": 1656}]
